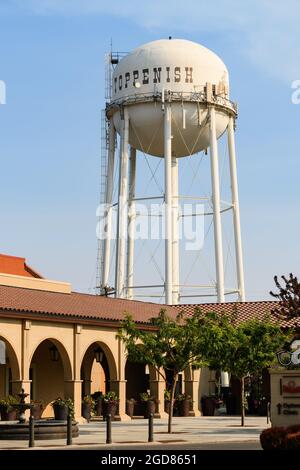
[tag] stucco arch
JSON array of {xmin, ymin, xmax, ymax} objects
[
  {"xmin": 125, "ymin": 359, "xmax": 153, "ymax": 399},
  {"xmin": 0, "ymin": 335, "xmax": 21, "ymax": 381},
  {"xmin": 80, "ymin": 341, "xmax": 118, "ymax": 382},
  {"xmin": 124, "ymin": 343, "xmax": 158, "ymax": 382},
  {"xmin": 29, "ymin": 337, "xmax": 72, "ymax": 381}
]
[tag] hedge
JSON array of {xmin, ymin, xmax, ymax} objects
[{"xmin": 260, "ymin": 425, "xmax": 300, "ymax": 450}]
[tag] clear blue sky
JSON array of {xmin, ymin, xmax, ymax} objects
[{"xmin": 0, "ymin": 0, "xmax": 299, "ymax": 301}]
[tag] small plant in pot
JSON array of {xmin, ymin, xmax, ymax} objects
[
  {"xmin": 176, "ymin": 393, "xmax": 192, "ymax": 417},
  {"xmin": 91, "ymin": 391, "xmax": 103, "ymax": 417},
  {"xmin": 102, "ymin": 392, "xmax": 119, "ymax": 420},
  {"xmin": 30, "ymin": 399, "xmax": 45, "ymax": 420},
  {"xmin": 126, "ymin": 398, "xmax": 136, "ymax": 418},
  {"xmin": 0, "ymin": 395, "xmax": 19, "ymax": 421},
  {"xmin": 52, "ymin": 397, "xmax": 74, "ymax": 421},
  {"xmin": 140, "ymin": 392, "xmax": 157, "ymax": 419},
  {"xmin": 81, "ymin": 395, "xmax": 95, "ymax": 422},
  {"xmin": 201, "ymin": 395, "xmax": 216, "ymax": 416}
]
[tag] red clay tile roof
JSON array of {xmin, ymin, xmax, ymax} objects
[
  {"xmin": 173, "ymin": 301, "xmax": 300, "ymax": 328},
  {"xmin": 0, "ymin": 254, "xmax": 42, "ymax": 279},
  {"xmin": 0, "ymin": 285, "xmax": 174, "ymax": 324},
  {"xmin": 174, "ymin": 300, "xmax": 275, "ymax": 321},
  {"xmin": 0, "ymin": 284, "xmax": 299, "ymax": 327}
]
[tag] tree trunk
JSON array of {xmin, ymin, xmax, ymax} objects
[
  {"xmin": 240, "ymin": 377, "xmax": 245, "ymax": 427},
  {"xmin": 168, "ymin": 373, "xmax": 178, "ymax": 434}
]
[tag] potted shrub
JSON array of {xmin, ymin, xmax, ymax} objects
[
  {"xmin": 176, "ymin": 393, "xmax": 192, "ymax": 417},
  {"xmin": 102, "ymin": 392, "xmax": 119, "ymax": 420},
  {"xmin": 91, "ymin": 391, "xmax": 103, "ymax": 417},
  {"xmin": 0, "ymin": 395, "xmax": 19, "ymax": 421},
  {"xmin": 140, "ymin": 392, "xmax": 156, "ymax": 419},
  {"xmin": 201, "ymin": 395, "xmax": 216, "ymax": 416},
  {"xmin": 260, "ymin": 425, "xmax": 300, "ymax": 450},
  {"xmin": 81, "ymin": 395, "xmax": 94, "ymax": 422},
  {"xmin": 30, "ymin": 399, "xmax": 44, "ymax": 420},
  {"xmin": 126, "ymin": 398, "xmax": 136, "ymax": 418},
  {"xmin": 52, "ymin": 397, "xmax": 74, "ymax": 421}
]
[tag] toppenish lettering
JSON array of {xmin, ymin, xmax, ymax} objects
[
  {"xmin": 185, "ymin": 67, "xmax": 193, "ymax": 83},
  {"xmin": 153, "ymin": 67, "xmax": 162, "ymax": 83},
  {"xmin": 142, "ymin": 69, "xmax": 149, "ymax": 84},
  {"xmin": 174, "ymin": 67, "xmax": 181, "ymax": 83},
  {"xmin": 166, "ymin": 67, "xmax": 171, "ymax": 83},
  {"xmin": 114, "ymin": 66, "xmax": 196, "ymax": 91},
  {"xmin": 133, "ymin": 70, "xmax": 139, "ymax": 85},
  {"xmin": 125, "ymin": 72, "xmax": 130, "ymax": 88}
]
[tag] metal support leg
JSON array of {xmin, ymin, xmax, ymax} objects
[
  {"xmin": 164, "ymin": 102, "xmax": 173, "ymax": 305},
  {"xmin": 227, "ymin": 116, "xmax": 245, "ymax": 302},
  {"xmin": 101, "ymin": 118, "xmax": 115, "ymax": 292},
  {"xmin": 209, "ymin": 106, "xmax": 225, "ymax": 303},
  {"xmin": 115, "ymin": 108, "xmax": 129, "ymax": 298},
  {"xmin": 126, "ymin": 147, "xmax": 136, "ymax": 299},
  {"xmin": 172, "ymin": 157, "xmax": 180, "ymax": 305}
]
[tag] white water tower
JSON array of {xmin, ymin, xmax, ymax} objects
[{"xmin": 98, "ymin": 38, "xmax": 245, "ymax": 305}]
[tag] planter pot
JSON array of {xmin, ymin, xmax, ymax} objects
[
  {"xmin": 126, "ymin": 401, "xmax": 135, "ymax": 418},
  {"xmin": 164, "ymin": 400, "xmax": 171, "ymax": 414},
  {"xmin": 225, "ymin": 394, "xmax": 237, "ymax": 415},
  {"xmin": 94, "ymin": 399, "xmax": 102, "ymax": 417},
  {"xmin": 143, "ymin": 400, "xmax": 156, "ymax": 419},
  {"xmin": 178, "ymin": 399, "xmax": 191, "ymax": 417},
  {"xmin": 0, "ymin": 408, "xmax": 17, "ymax": 421},
  {"xmin": 102, "ymin": 401, "xmax": 118, "ymax": 420},
  {"xmin": 81, "ymin": 403, "xmax": 92, "ymax": 421},
  {"xmin": 133, "ymin": 402, "xmax": 144, "ymax": 416},
  {"xmin": 201, "ymin": 397, "xmax": 216, "ymax": 416},
  {"xmin": 53, "ymin": 404, "xmax": 68, "ymax": 421},
  {"xmin": 31, "ymin": 404, "xmax": 44, "ymax": 420}
]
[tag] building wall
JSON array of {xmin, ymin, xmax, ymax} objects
[{"xmin": 0, "ymin": 315, "xmax": 205, "ymax": 420}]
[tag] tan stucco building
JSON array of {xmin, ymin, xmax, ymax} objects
[{"xmin": 0, "ymin": 254, "xmax": 279, "ymax": 422}]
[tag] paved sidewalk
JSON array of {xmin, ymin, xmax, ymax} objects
[{"xmin": 0, "ymin": 416, "xmax": 268, "ymax": 450}]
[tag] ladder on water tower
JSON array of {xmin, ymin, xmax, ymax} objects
[
  {"xmin": 95, "ymin": 49, "xmax": 128, "ymax": 294},
  {"xmin": 96, "ymin": 110, "xmax": 110, "ymax": 294}
]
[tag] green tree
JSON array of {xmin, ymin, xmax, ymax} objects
[
  {"xmin": 270, "ymin": 273, "xmax": 300, "ymax": 320},
  {"xmin": 117, "ymin": 309, "xmax": 206, "ymax": 433},
  {"xmin": 198, "ymin": 310, "xmax": 287, "ymax": 426}
]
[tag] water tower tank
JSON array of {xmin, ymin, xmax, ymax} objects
[
  {"xmin": 99, "ymin": 38, "xmax": 244, "ymax": 307},
  {"xmin": 110, "ymin": 39, "xmax": 230, "ymax": 157}
]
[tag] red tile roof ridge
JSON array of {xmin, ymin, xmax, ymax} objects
[
  {"xmin": 174, "ymin": 300, "xmax": 277, "ymax": 307},
  {"xmin": 70, "ymin": 289, "xmax": 170, "ymax": 306}
]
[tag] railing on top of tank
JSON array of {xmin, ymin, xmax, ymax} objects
[{"xmin": 106, "ymin": 91, "xmax": 237, "ymax": 115}]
